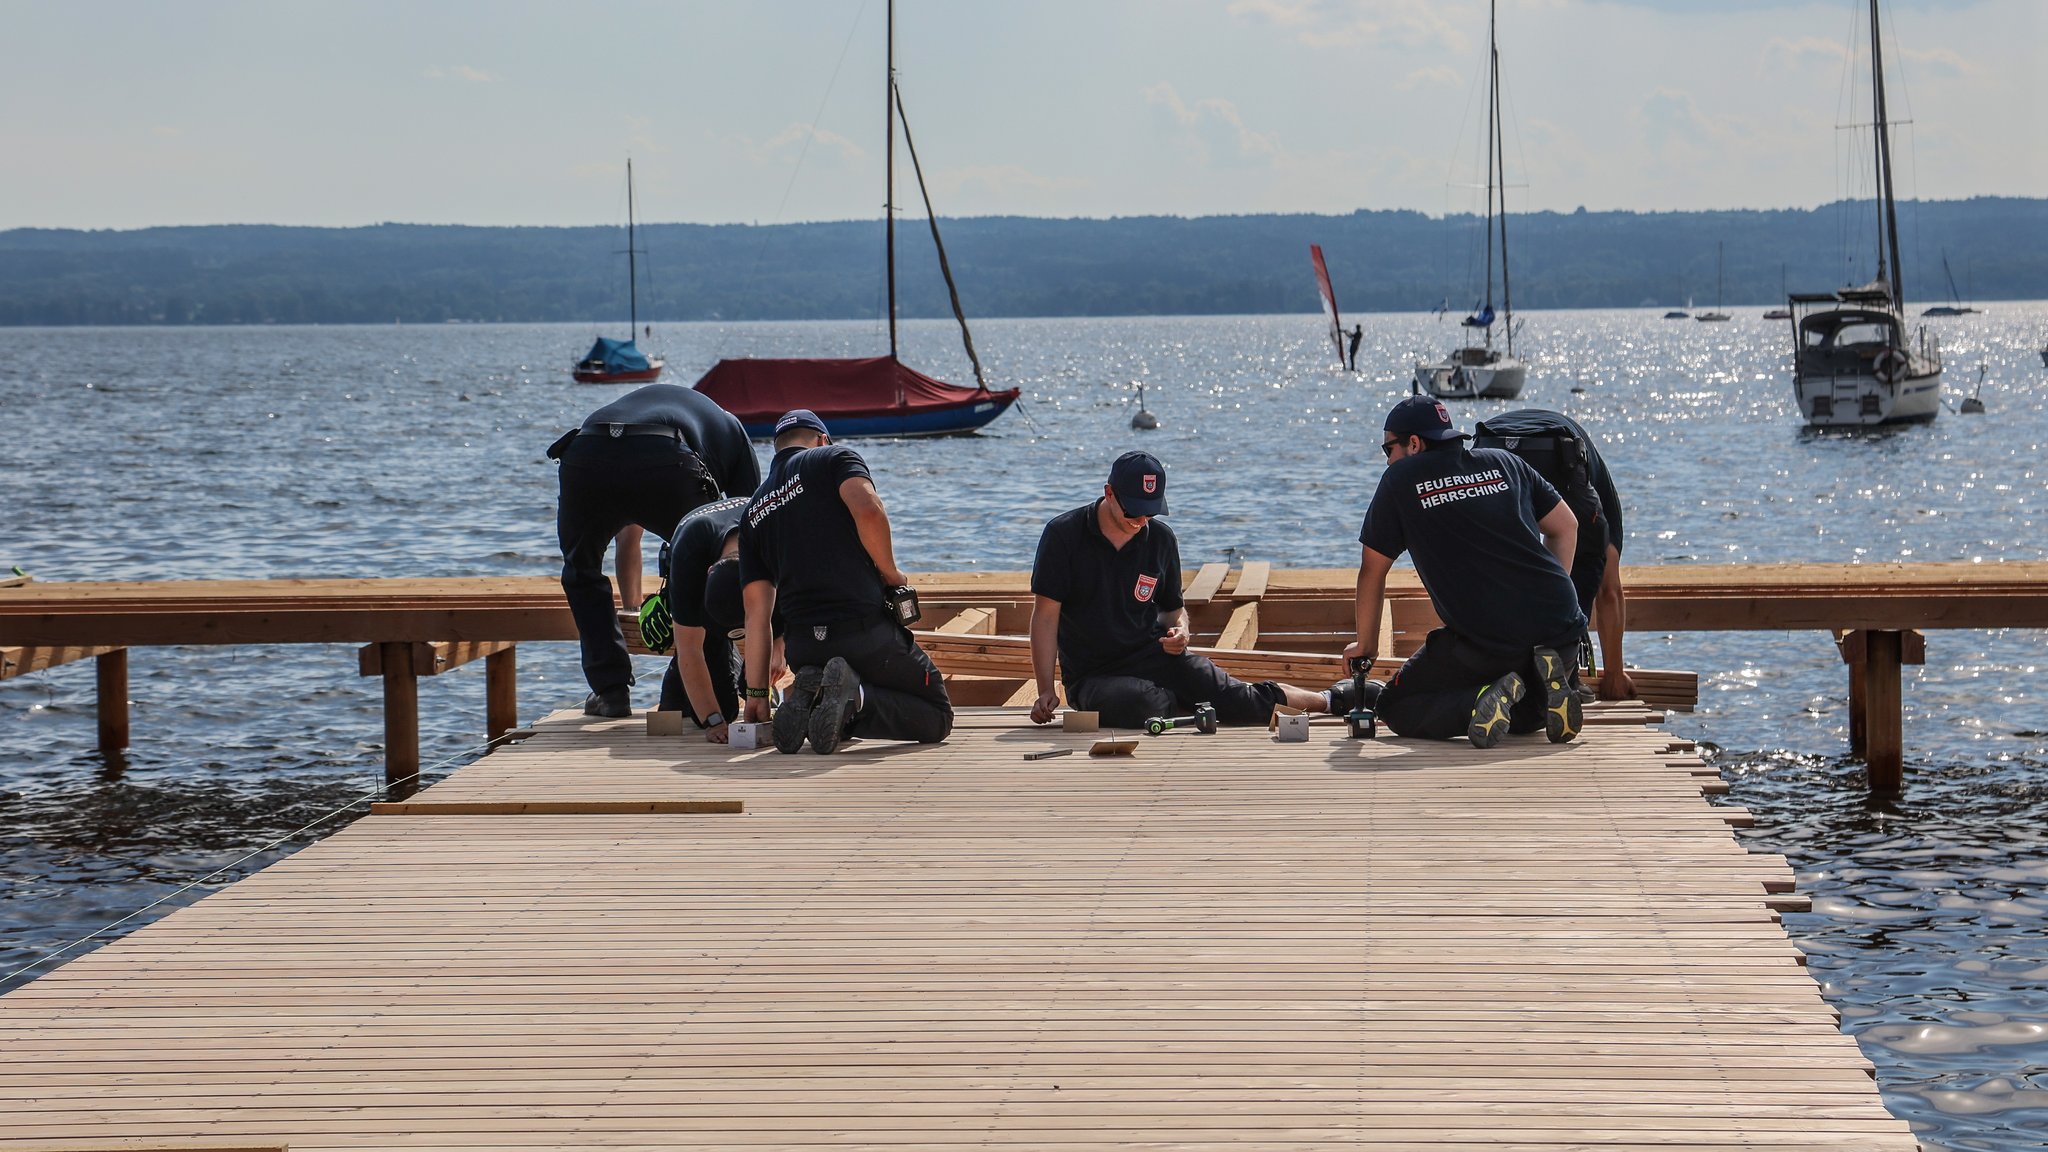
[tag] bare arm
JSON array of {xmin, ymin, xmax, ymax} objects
[
  {"xmin": 1159, "ymin": 606, "xmax": 1191, "ymax": 655},
  {"xmin": 1593, "ymin": 544, "xmax": 1636, "ymax": 700},
  {"xmin": 1536, "ymin": 501, "xmax": 1578, "ymax": 574},
  {"xmin": 671, "ymin": 626, "xmax": 730, "ymax": 741},
  {"xmin": 1029, "ymin": 595, "xmax": 1062, "ymax": 724},
  {"xmin": 613, "ymin": 527, "xmax": 644, "ymax": 606},
  {"xmin": 1343, "ymin": 545, "xmax": 1396, "ymax": 666},
  {"xmin": 840, "ymin": 476, "xmax": 908, "ymax": 587},
  {"xmin": 740, "ymin": 580, "xmax": 776, "ymax": 723}
]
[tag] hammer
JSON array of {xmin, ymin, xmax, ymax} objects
[{"xmin": 1145, "ymin": 702, "xmax": 1218, "ymax": 736}]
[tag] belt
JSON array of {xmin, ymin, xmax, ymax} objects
[{"xmin": 585, "ymin": 422, "xmax": 685, "ymax": 441}]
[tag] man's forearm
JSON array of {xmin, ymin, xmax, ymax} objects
[{"xmin": 1354, "ymin": 571, "xmax": 1387, "ymax": 652}]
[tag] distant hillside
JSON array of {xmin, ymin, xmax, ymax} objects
[{"xmin": 1, "ymin": 198, "xmax": 2040, "ymax": 325}]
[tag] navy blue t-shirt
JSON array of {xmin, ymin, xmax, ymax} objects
[
  {"xmin": 738, "ymin": 444, "xmax": 883, "ymax": 626},
  {"xmin": 1359, "ymin": 446, "xmax": 1584, "ymax": 649},
  {"xmin": 1470, "ymin": 408, "xmax": 1624, "ymax": 554},
  {"xmin": 1030, "ymin": 501, "xmax": 1184, "ymax": 687},
  {"xmin": 577, "ymin": 383, "xmax": 761, "ymax": 499},
  {"xmin": 663, "ymin": 496, "xmax": 747, "ymax": 629}
]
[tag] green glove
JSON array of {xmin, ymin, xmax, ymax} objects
[{"xmin": 638, "ymin": 591, "xmax": 674, "ymax": 655}]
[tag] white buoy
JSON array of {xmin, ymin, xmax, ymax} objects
[{"xmin": 1130, "ymin": 382, "xmax": 1159, "ymax": 430}]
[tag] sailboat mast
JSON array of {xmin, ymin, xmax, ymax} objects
[
  {"xmin": 1481, "ymin": 0, "xmax": 1496, "ymax": 324},
  {"xmin": 885, "ymin": 0, "xmax": 898, "ymax": 359},
  {"xmin": 1492, "ymin": 5, "xmax": 1513, "ymax": 354},
  {"xmin": 1869, "ymin": 0, "xmax": 1904, "ymax": 306},
  {"xmin": 626, "ymin": 158, "xmax": 639, "ymax": 336}
]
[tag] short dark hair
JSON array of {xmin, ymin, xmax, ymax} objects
[
  {"xmin": 1420, "ymin": 435, "xmax": 1461, "ymax": 452},
  {"xmin": 773, "ymin": 427, "xmax": 824, "ymax": 451}
]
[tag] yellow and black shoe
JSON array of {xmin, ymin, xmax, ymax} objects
[
  {"xmin": 1468, "ymin": 672, "xmax": 1525, "ymax": 749},
  {"xmin": 1533, "ymin": 646, "xmax": 1581, "ymax": 744}
]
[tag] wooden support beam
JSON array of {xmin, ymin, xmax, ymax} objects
[
  {"xmin": 1836, "ymin": 629, "xmax": 1921, "ymax": 795},
  {"xmin": 357, "ymin": 639, "xmax": 516, "ymax": 678},
  {"xmin": 379, "ymin": 641, "xmax": 419, "ymax": 795},
  {"xmin": 96, "ymin": 648, "xmax": 129, "ymax": 753},
  {"xmin": 1863, "ymin": 630, "xmax": 1905, "ymax": 798},
  {"xmin": 369, "ymin": 799, "xmax": 741, "ymax": 816},
  {"xmin": 1229, "ymin": 560, "xmax": 1270, "ymax": 600},
  {"xmin": 1183, "ymin": 562, "xmax": 1229, "ymax": 605},
  {"xmin": 1216, "ymin": 601, "xmax": 1260, "ymax": 651},
  {"xmin": 486, "ymin": 647, "xmax": 518, "ymax": 746},
  {"xmin": 933, "ymin": 606, "xmax": 998, "ymax": 635},
  {"xmin": 0, "ymin": 643, "xmax": 122, "ymax": 680}
]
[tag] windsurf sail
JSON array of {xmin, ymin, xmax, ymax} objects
[{"xmin": 1309, "ymin": 244, "xmax": 1344, "ymax": 367}]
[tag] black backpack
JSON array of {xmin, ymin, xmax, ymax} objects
[{"xmin": 1471, "ymin": 418, "xmax": 1601, "ymax": 530}]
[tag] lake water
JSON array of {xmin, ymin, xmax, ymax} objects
[{"xmin": 3, "ymin": 310, "xmax": 2046, "ymax": 1149}]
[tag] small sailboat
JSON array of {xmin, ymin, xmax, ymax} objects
[
  {"xmin": 1695, "ymin": 243, "xmax": 1731, "ymax": 322},
  {"xmin": 1921, "ymin": 251, "xmax": 1980, "ymax": 316},
  {"xmin": 1763, "ymin": 263, "xmax": 1792, "ymax": 319},
  {"xmin": 1413, "ymin": 0, "xmax": 1524, "ymax": 401},
  {"xmin": 572, "ymin": 159, "xmax": 665, "ymax": 385},
  {"xmin": 694, "ymin": 0, "xmax": 1017, "ymax": 439},
  {"xmin": 1788, "ymin": 0, "xmax": 1942, "ymax": 426}
]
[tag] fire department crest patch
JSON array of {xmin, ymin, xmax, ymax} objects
[
  {"xmin": 1134, "ymin": 574, "xmax": 1158, "ymax": 602},
  {"xmin": 1141, "ymin": 474, "xmax": 1158, "ymax": 495}
]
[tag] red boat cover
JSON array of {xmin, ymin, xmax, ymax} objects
[{"xmin": 693, "ymin": 356, "xmax": 989, "ymax": 422}]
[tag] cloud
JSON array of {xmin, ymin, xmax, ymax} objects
[
  {"xmin": 1144, "ymin": 82, "xmax": 1280, "ymax": 169},
  {"xmin": 747, "ymin": 123, "xmax": 864, "ymax": 167},
  {"xmin": 1761, "ymin": 36, "xmax": 1848, "ymax": 73},
  {"xmin": 1226, "ymin": 0, "xmax": 1467, "ymax": 52},
  {"xmin": 1638, "ymin": 88, "xmax": 1725, "ymax": 158},
  {"xmin": 1395, "ymin": 65, "xmax": 1461, "ymax": 92},
  {"xmin": 1899, "ymin": 46, "xmax": 1976, "ymax": 78},
  {"xmin": 423, "ymin": 65, "xmax": 495, "ymax": 83},
  {"xmin": 936, "ymin": 164, "xmax": 1089, "ymax": 203}
]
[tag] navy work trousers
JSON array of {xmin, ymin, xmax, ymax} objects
[
  {"xmin": 785, "ymin": 617, "xmax": 954, "ymax": 745},
  {"xmin": 1378, "ymin": 625, "xmax": 1580, "ymax": 740},
  {"xmin": 1070, "ymin": 649, "xmax": 1286, "ymax": 730},
  {"xmin": 556, "ymin": 438, "xmax": 718, "ymax": 695}
]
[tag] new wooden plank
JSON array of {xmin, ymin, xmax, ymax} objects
[{"xmin": 1182, "ymin": 562, "xmax": 1231, "ymax": 605}]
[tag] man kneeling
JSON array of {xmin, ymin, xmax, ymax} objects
[{"xmin": 1027, "ymin": 451, "xmax": 1355, "ymax": 729}]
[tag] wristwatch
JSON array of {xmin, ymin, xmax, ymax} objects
[{"xmin": 700, "ymin": 710, "xmax": 724, "ymax": 729}]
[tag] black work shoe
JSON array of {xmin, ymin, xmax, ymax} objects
[
  {"xmin": 773, "ymin": 666, "xmax": 824, "ymax": 754},
  {"xmin": 1533, "ymin": 646, "xmax": 1582, "ymax": 744},
  {"xmin": 1468, "ymin": 672, "xmax": 1525, "ymax": 749},
  {"xmin": 808, "ymin": 657, "xmax": 863, "ymax": 755},
  {"xmin": 582, "ymin": 687, "xmax": 631, "ymax": 718}
]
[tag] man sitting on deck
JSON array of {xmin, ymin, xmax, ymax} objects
[
  {"xmin": 1345, "ymin": 397, "xmax": 1586, "ymax": 748},
  {"xmin": 1028, "ymin": 450, "xmax": 1352, "ymax": 730}
]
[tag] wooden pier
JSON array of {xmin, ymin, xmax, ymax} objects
[
  {"xmin": 5, "ymin": 561, "xmax": 2047, "ymax": 795},
  {"xmin": 0, "ymin": 701, "xmax": 1917, "ymax": 1150}
]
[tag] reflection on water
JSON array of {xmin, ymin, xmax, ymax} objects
[{"xmin": 3, "ymin": 310, "xmax": 2047, "ymax": 1149}]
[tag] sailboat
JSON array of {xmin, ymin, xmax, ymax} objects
[
  {"xmin": 693, "ymin": 0, "xmax": 1018, "ymax": 439},
  {"xmin": 1413, "ymin": 0, "xmax": 1524, "ymax": 401},
  {"xmin": 1787, "ymin": 0, "xmax": 1942, "ymax": 426},
  {"xmin": 1763, "ymin": 264, "xmax": 1792, "ymax": 320},
  {"xmin": 571, "ymin": 159, "xmax": 665, "ymax": 385},
  {"xmin": 1695, "ymin": 243, "xmax": 1730, "ymax": 321},
  {"xmin": 1921, "ymin": 251, "xmax": 1980, "ymax": 316},
  {"xmin": 1309, "ymin": 244, "xmax": 1347, "ymax": 369}
]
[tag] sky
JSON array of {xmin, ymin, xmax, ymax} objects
[{"xmin": 0, "ymin": 0, "xmax": 2040, "ymax": 231}]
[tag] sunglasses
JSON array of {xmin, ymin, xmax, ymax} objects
[{"xmin": 1380, "ymin": 439, "xmax": 1402, "ymax": 459}]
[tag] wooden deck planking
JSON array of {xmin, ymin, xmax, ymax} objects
[{"xmin": 0, "ymin": 708, "xmax": 1912, "ymax": 1150}]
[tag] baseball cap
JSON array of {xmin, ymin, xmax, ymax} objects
[
  {"xmin": 701, "ymin": 556, "xmax": 745, "ymax": 639},
  {"xmin": 1106, "ymin": 450, "xmax": 1168, "ymax": 517},
  {"xmin": 773, "ymin": 409, "xmax": 829, "ymax": 437},
  {"xmin": 1383, "ymin": 396, "xmax": 1469, "ymax": 442}
]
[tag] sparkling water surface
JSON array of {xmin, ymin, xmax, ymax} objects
[{"xmin": 3, "ymin": 310, "xmax": 2046, "ymax": 1149}]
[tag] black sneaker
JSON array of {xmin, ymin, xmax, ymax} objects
[
  {"xmin": 1533, "ymin": 646, "xmax": 1582, "ymax": 744},
  {"xmin": 582, "ymin": 686, "xmax": 631, "ymax": 718},
  {"xmin": 773, "ymin": 666, "xmax": 824, "ymax": 754},
  {"xmin": 808, "ymin": 657, "xmax": 863, "ymax": 755},
  {"xmin": 1467, "ymin": 672, "xmax": 1525, "ymax": 749}
]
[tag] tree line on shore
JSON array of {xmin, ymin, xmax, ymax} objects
[{"xmin": 0, "ymin": 197, "xmax": 2040, "ymax": 326}]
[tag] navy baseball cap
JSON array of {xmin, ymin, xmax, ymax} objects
[
  {"xmin": 1107, "ymin": 450, "xmax": 1168, "ymax": 516},
  {"xmin": 773, "ymin": 409, "xmax": 829, "ymax": 437},
  {"xmin": 1384, "ymin": 396, "xmax": 1469, "ymax": 441}
]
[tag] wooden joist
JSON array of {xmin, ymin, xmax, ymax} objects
[
  {"xmin": 0, "ymin": 643, "xmax": 121, "ymax": 681},
  {"xmin": 369, "ymin": 799, "xmax": 742, "ymax": 816},
  {"xmin": 1215, "ymin": 601, "xmax": 1260, "ymax": 650},
  {"xmin": 356, "ymin": 639, "xmax": 516, "ymax": 677}
]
